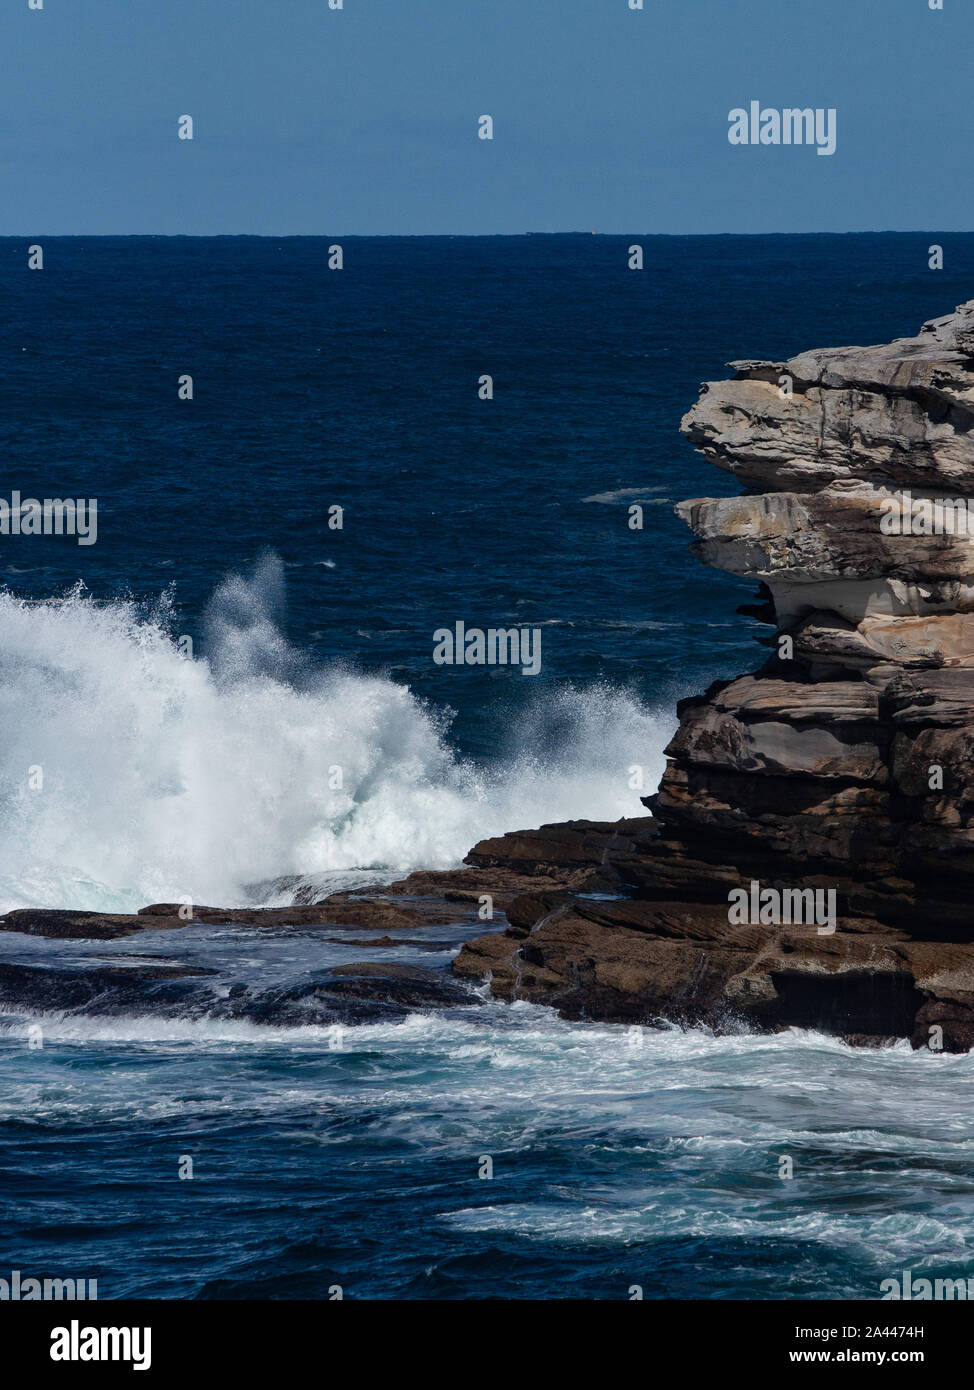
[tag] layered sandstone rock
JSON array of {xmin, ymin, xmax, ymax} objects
[{"xmin": 454, "ymin": 302, "xmax": 974, "ymax": 1051}]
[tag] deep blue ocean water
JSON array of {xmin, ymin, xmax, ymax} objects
[
  {"xmin": 2, "ymin": 234, "xmax": 974, "ymax": 1299},
  {"xmin": 5, "ymin": 231, "xmax": 972, "ymax": 746}
]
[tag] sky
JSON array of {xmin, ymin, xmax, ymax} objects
[{"xmin": 0, "ymin": 0, "xmax": 968, "ymax": 236}]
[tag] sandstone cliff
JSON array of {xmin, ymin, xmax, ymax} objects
[{"xmin": 453, "ymin": 301, "xmax": 974, "ymax": 1051}]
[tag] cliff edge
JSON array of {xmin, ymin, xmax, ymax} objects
[{"xmin": 453, "ymin": 302, "xmax": 974, "ymax": 1051}]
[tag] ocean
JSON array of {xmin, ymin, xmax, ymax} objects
[{"xmin": 2, "ymin": 232, "xmax": 973, "ymax": 1299}]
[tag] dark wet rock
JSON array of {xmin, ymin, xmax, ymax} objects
[
  {"xmin": 0, "ymin": 955, "xmax": 474, "ymax": 1028},
  {"xmin": 0, "ymin": 895, "xmax": 469, "ymax": 944},
  {"xmin": 0, "ymin": 909, "xmax": 182, "ymax": 940},
  {"xmin": 370, "ymin": 852, "xmax": 621, "ymax": 905},
  {"xmin": 139, "ymin": 898, "xmax": 463, "ymax": 931},
  {"xmin": 329, "ymin": 961, "xmax": 440, "ymax": 978},
  {"xmin": 452, "ymin": 880, "xmax": 974, "ymax": 1049},
  {"xmin": 225, "ymin": 964, "xmax": 475, "ymax": 1026},
  {"xmin": 0, "ymin": 961, "xmax": 215, "ymax": 1016},
  {"xmin": 322, "ymin": 935, "xmax": 453, "ymax": 950}
]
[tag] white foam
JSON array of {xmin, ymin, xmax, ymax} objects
[{"xmin": 0, "ymin": 556, "xmax": 670, "ymax": 912}]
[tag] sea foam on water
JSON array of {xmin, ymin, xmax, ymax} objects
[{"xmin": 0, "ymin": 556, "xmax": 667, "ymax": 912}]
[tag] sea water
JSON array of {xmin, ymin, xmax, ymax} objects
[{"xmin": 1, "ymin": 233, "xmax": 973, "ymax": 1298}]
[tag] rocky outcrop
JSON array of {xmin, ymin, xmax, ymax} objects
[
  {"xmin": 0, "ymin": 826, "xmax": 613, "ymax": 1026},
  {"xmin": 12, "ymin": 307, "xmax": 974, "ymax": 1048},
  {"xmin": 454, "ymin": 301, "xmax": 974, "ymax": 1051}
]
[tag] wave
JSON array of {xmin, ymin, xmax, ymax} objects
[{"xmin": 0, "ymin": 555, "xmax": 672, "ymax": 912}]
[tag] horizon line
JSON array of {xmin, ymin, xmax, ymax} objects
[{"xmin": 0, "ymin": 229, "xmax": 968, "ymax": 240}]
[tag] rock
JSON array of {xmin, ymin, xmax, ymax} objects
[
  {"xmin": 0, "ymin": 961, "xmax": 216, "ymax": 1016},
  {"xmin": 139, "ymin": 898, "xmax": 463, "ymax": 930},
  {"xmin": 0, "ymin": 909, "xmax": 183, "ymax": 940},
  {"xmin": 330, "ymin": 961, "xmax": 447, "ymax": 980},
  {"xmin": 372, "ymin": 819, "xmax": 650, "ymax": 902},
  {"xmin": 321, "ymin": 935, "xmax": 450, "ymax": 950},
  {"xmin": 229, "ymin": 964, "xmax": 475, "ymax": 1026},
  {"xmin": 454, "ymin": 300, "xmax": 974, "ymax": 1051},
  {"xmin": 0, "ymin": 955, "xmax": 474, "ymax": 1028},
  {"xmin": 681, "ymin": 302, "xmax": 974, "ymax": 493},
  {"xmin": 0, "ymin": 896, "xmax": 470, "ymax": 942}
]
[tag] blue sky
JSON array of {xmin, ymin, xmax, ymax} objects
[{"xmin": 1, "ymin": 0, "xmax": 966, "ymax": 235}]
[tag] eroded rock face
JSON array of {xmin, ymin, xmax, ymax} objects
[
  {"xmin": 658, "ymin": 301, "xmax": 974, "ymax": 887},
  {"xmin": 681, "ymin": 303, "xmax": 974, "ymax": 493},
  {"xmin": 453, "ymin": 301, "xmax": 974, "ymax": 1051}
]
